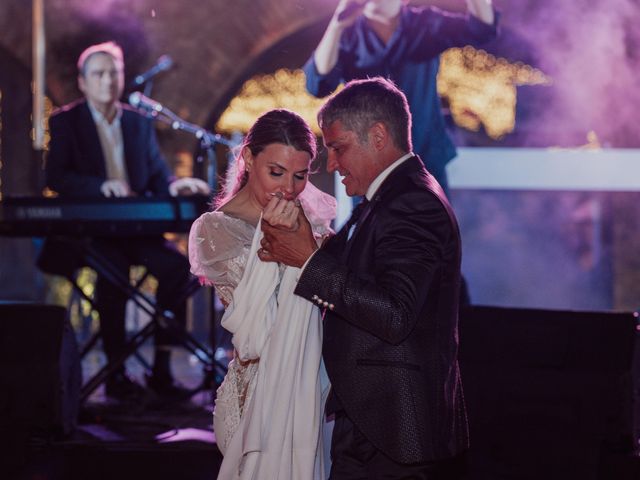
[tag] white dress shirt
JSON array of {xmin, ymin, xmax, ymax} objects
[
  {"xmin": 87, "ymin": 102, "xmax": 128, "ymax": 184},
  {"xmin": 300, "ymin": 151, "xmax": 414, "ymax": 273}
]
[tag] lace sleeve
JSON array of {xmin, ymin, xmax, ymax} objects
[{"xmin": 188, "ymin": 211, "xmax": 255, "ymax": 306}]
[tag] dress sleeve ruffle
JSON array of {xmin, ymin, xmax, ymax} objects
[{"xmin": 188, "ymin": 211, "xmax": 255, "ymax": 305}]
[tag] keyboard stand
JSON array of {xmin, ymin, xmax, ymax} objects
[
  {"xmin": 38, "ymin": 236, "xmax": 227, "ymax": 402},
  {"xmin": 69, "ymin": 268, "xmax": 152, "ymax": 370}
]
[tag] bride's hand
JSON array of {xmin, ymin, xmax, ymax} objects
[{"xmin": 262, "ymin": 193, "xmax": 301, "ymax": 231}]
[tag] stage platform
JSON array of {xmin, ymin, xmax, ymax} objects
[
  {"xmin": 2, "ymin": 307, "xmax": 640, "ymax": 480},
  {"xmin": 6, "ymin": 402, "xmax": 222, "ymax": 480},
  {"xmin": 1, "ymin": 346, "xmax": 223, "ymax": 480}
]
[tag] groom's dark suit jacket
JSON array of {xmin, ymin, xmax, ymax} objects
[
  {"xmin": 46, "ymin": 99, "xmax": 171, "ymax": 197},
  {"xmin": 295, "ymin": 156, "xmax": 468, "ymax": 464}
]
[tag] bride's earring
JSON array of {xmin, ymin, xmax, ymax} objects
[{"xmin": 244, "ymin": 156, "xmax": 252, "ymax": 174}]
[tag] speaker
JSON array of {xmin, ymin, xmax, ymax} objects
[
  {"xmin": 459, "ymin": 306, "xmax": 639, "ymax": 480},
  {"xmin": 0, "ymin": 303, "xmax": 81, "ymax": 438}
]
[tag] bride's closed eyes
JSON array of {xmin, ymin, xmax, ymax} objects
[
  {"xmin": 267, "ymin": 158, "xmax": 309, "ymax": 180},
  {"xmin": 269, "ymin": 168, "xmax": 308, "ymax": 181}
]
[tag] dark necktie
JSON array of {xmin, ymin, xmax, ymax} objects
[
  {"xmin": 327, "ymin": 198, "xmax": 370, "ymax": 254},
  {"xmin": 343, "ymin": 198, "xmax": 368, "ymax": 241}
]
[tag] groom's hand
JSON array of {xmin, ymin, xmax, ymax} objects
[{"xmin": 258, "ymin": 209, "xmax": 318, "ymax": 268}]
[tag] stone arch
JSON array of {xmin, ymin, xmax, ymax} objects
[
  {"xmin": 204, "ymin": 18, "xmax": 328, "ymax": 130},
  {"xmin": 0, "ymin": 0, "xmax": 337, "ymax": 166},
  {"xmin": 195, "ymin": 19, "xmax": 335, "ymax": 194}
]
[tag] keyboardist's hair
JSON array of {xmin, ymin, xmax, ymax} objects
[
  {"xmin": 215, "ymin": 109, "xmax": 317, "ymax": 208},
  {"xmin": 77, "ymin": 41, "xmax": 124, "ymax": 77}
]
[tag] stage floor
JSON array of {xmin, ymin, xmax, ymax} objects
[
  {"xmin": 3, "ymin": 345, "xmax": 224, "ymax": 480},
  {"xmin": 3, "ymin": 329, "xmax": 640, "ymax": 480}
]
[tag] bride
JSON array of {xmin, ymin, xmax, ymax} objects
[{"xmin": 189, "ymin": 109, "xmax": 335, "ymax": 479}]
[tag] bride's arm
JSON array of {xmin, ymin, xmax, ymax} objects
[{"xmin": 188, "ymin": 211, "xmax": 252, "ymax": 306}]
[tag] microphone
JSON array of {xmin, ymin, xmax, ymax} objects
[
  {"xmin": 129, "ymin": 92, "xmax": 164, "ymax": 113},
  {"xmin": 132, "ymin": 55, "xmax": 174, "ymax": 87}
]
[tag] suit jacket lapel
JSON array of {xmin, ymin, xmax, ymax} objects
[
  {"xmin": 341, "ymin": 199, "xmax": 374, "ymax": 261},
  {"xmin": 343, "ymin": 156, "xmax": 423, "ymax": 256}
]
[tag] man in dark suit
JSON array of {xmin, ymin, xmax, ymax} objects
[
  {"xmin": 259, "ymin": 77, "xmax": 467, "ymax": 478},
  {"xmin": 45, "ymin": 42, "xmax": 209, "ymax": 400}
]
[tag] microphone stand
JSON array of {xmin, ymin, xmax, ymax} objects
[
  {"xmin": 135, "ymin": 103, "xmax": 234, "ymax": 395},
  {"xmin": 143, "ymin": 79, "xmax": 154, "ymax": 97},
  {"xmin": 140, "ymin": 104, "xmax": 233, "ymax": 194}
]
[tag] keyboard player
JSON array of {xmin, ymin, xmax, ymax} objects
[{"xmin": 44, "ymin": 41, "xmax": 210, "ymax": 401}]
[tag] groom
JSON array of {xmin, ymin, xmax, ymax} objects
[{"xmin": 259, "ymin": 77, "xmax": 468, "ymax": 479}]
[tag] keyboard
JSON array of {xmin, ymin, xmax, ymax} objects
[{"xmin": 0, "ymin": 195, "xmax": 210, "ymax": 237}]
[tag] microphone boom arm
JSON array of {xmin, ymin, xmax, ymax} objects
[{"xmin": 130, "ymin": 93, "xmax": 233, "ymax": 148}]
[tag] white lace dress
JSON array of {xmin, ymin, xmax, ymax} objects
[
  {"xmin": 189, "ymin": 201, "xmax": 333, "ymax": 480},
  {"xmin": 189, "ymin": 212, "xmax": 259, "ymax": 453}
]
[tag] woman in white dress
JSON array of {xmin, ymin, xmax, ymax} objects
[{"xmin": 188, "ymin": 109, "xmax": 336, "ymax": 479}]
